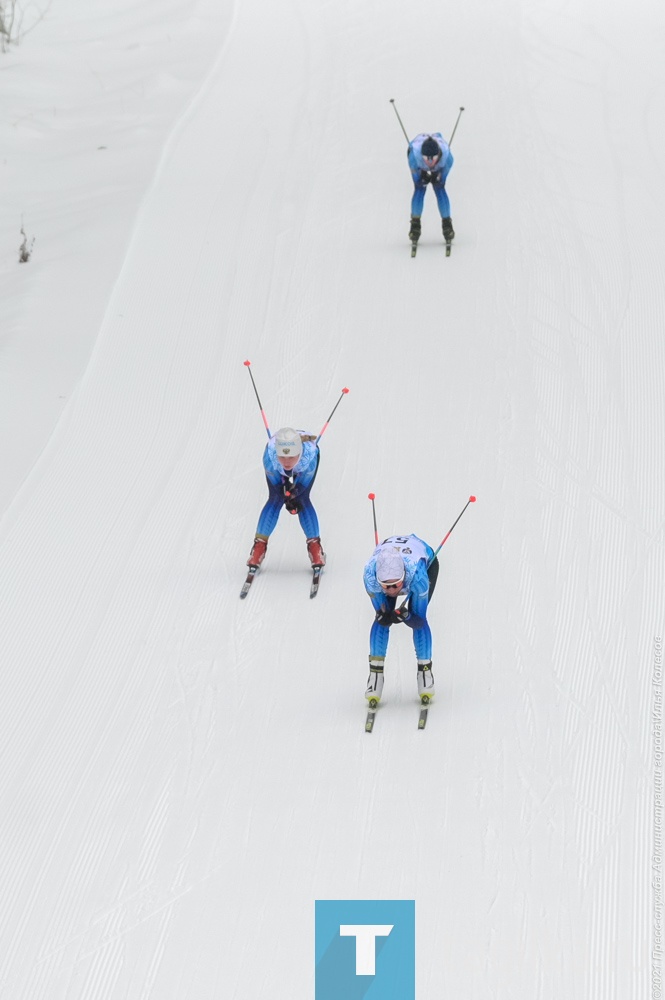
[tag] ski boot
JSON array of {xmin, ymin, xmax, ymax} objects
[
  {"xmin": 409, "ymin": 215, "xmax": 422, "ymax": 243},
  {"xmin": 442, "ymin": 217, "xmax": 455, "ymax": 242},
  {"xmin": 306, "ymin": 536, "xmax": 326, "ymax": 567},
  {"xmin": 417, "ymin": 660, "xmax": 435, "ymax": 704},
  {"xmin": 366, "ymin": 658, "xmax": 385, "ymax": 706},
  {"xmin": 247, "ymin": 534, "xmax": 268, "ymax": 568}
]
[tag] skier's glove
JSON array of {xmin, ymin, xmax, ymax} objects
[
  {"xmin": 419, "ymin": 170, "xmax": 432, "ymax": 185},
  {"xmin": 283, "ymin": 478, "xmax": 302, "ymax": 514},
  {"xmin": 430, "ymin": 170, "xmax": 443, "ymax": 185},
  {"xmin": 284, "ymin": 492, "xmax": 302, "ymax": 515},
  {"xmin": 375, "ymin": 608, "xmax": 396, "ymax": 627},
  {"xmin": 393, "ymin": 606, "xmax": 411, "ymax": 624}
]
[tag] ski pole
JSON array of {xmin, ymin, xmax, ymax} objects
[
  {"xmin": 243, "ymin": 360, "xmax": 271, "ymax": 439},
  {"xmin": 368, "ymin": 493, "xmax": 408, "ymax": 615},
  {"xmin": 391, "ymin": 495, "xmax": 476, "ymax": 615},
  {"xmin": 429, "ymin": 495, "xmax": 476, "ymax": 563},
  {"xmin": 389, "ymin": 99, "xmax": 410, "ymax": 144},
  {"xmin": 316, "ymin": 387, "xmax": 349, "ymax": 444},
  {"xmin": 448, "ymin": 106, "xmax": 465, "ymax": 147},
  {"xmin": 368, "ymin": 493, "xmax": 379, "ymax": 546}
]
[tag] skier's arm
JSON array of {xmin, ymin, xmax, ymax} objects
[
  {"xmin": 407, "ymin": 145, "xmax": 427, "ymax": 185},
  {"xmin": 364, "ymin": 586, "xmax": 403, "ymax": 628},
  {"xmin": 262, "ymin": 451, "xmax": 286, "ymax": 501},
  {"xmin": 264, "ymin": 465, "xmax": 284, "ymax": 488},
  {"xmin": 410, "ymin": 165, "xmax": 428, "ymax": 186},
  {"xmin": 293, "ymin": 446, "xmax": 320, "ymax": 490},
  {"xmin": 401, "ymin": 563, "xmax": 430, "ymax": 630},
  {"xmin": 367, "ymin": 588, "xmax": 387, "ymax": 615},
  {"xmin": 438, "ymin": 149, "xmax": 454, "ymax": 183}
]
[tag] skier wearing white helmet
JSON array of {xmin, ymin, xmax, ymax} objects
[
  {"xmin": 363, "ymin": 534, "xmax": 439, "ymax": 704},
  {"xmin": 407, "ymin": 132, "xmax": 455, "ymax": 245},
  {"xmin": 246, "ymin": 427, "xmax": 325, "ymax": 570}
]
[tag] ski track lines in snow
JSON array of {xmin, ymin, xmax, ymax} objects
[
  {"xmin": 514, "ymin": 8, "xmax": 665, "ymax": 995},
  {"xmin": 0, "ymin": 18, "xmax": 247, "ymax": 999},
  {"xmin": 2, "ymin": 0, "xmax": 665, "ymax": 998}
]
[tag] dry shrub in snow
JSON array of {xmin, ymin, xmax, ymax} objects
[
  {"xmin": 19, "ymin": 223, "xmax": 34, "ymax": 263},
  {"xmin": 1, "ymin": 1, "xmax": 49, "ymax": 51},
  {"xmin": 0, "ymin": 0, "xmax": 16, "ymax": 50}
]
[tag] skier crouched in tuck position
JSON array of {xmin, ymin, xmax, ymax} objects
[
  {"xmin": 407, "ymin": 133, "xmax": 454, "ymax": 245},
  {"xmin": 247, "ymin": 427, "xmax": 325, "ymax": 569},
  {"xmin": 363, "ymin": 534, "xmax": 439, "ymax": 705}
]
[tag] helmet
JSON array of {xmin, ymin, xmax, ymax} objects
[
  {"xmin": 421, "ymin": 136, "xmax": 441, "ymax": 160},
  {"xmin": 274, "ymin": 428, "xmax": 303, "ymax": 458},
  {"xmin": 376, "ymin": 550, "xmax": 406, "ymax": 584}
]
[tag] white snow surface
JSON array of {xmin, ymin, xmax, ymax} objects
[{"xmin": 1, "ymin": 0, "xmax": 664, "ymax": 996}]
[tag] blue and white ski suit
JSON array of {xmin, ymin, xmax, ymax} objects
[
  {"xmin": 408, "ymin": 132, "xmax": 454, "ymax": 218},
  {"xmin": 256, "ymin": 432, "xmax": 320, "ymax": 539},
  {"xmin": 364, "ymin": 534, "xmax": 437, "ymax": 660}
]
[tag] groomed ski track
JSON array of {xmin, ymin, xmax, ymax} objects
[{"xmin": 1, "ymin": 0, "xmax": 664, "ymax": 997}]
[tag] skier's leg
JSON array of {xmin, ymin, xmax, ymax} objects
[
  {"xmin": 296, "ymin": 481, "xmax": 325, "ymax": 565},
  {"xmin": 410, "ymin": 182, "xmax": 426, "ymax": 218},
  {"xmin": 413, "ymin": 615, "xmax": 435, "ymax": 699},
  {"xmin": 431, "ymin": 179, "xmax": 450, "ymax": 218},
  {"xmin": 366, "ymin": 612, "xmax": 392, "ymax": 702},
  {"xmin": 370, "ymin": 618, "xmax": 392, "ymax": 659},
  {"xmin": 413, "ymin": 621, "xmax": 434, "ymax": 699},
  {"xmin": 256, "ymin": 483, "xmax": 285, "ymax": 536},
  {"xmin": 431, "ymin": 173, "xmax": 454, "ymax": 240},
  {"xmin": 366, "ymin": 656, "xmax": 385, "ymax": 701},
  {"xmin": 409, "ymin": 176, "xmax": 427, "ymax": 241},
  {"xmin": 427, "ymin": 557, "xmax": 439, "ymax": 600},
  {"xmin": 417, "ymin": 658, "xmax": 435, "ymax": 700},
  {"xmin": 248, "ymin": 483, "xmax": 284, "ymax": 565},
  {"xmin": 297, "ymin": 499, "xmax": 319, "ymax": 539},
  {"xmin": 412, "ymin": 620, "xmax": 432, "ymax": 661}
]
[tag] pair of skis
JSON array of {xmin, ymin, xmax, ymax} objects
[
  {"xmin": 365, "ymin": 696, "xmax": 431, "ymax": 732},
  {"xmin": 240, "ymin": 564, "xmax": 322, "ymax": 600},
  {"xmin": 411, "ymin": 239, "xmax": 452, "ymax": 258}
]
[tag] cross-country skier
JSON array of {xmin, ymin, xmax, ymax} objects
[
  {"xmin": 364, "ymin": 534, "xmax": 439, "ymax": 704},
  {"xmin": 246, "ymin": 427, "xmax": 325, "ymax": 569},
  {"xmin": 407, "ymin": 133, "xmax": 454, "ymax": 246}
]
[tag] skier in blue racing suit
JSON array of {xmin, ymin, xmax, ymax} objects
[
  {"xmin": 246, "ymin": 427, "xmax": 325, "ymax": 570},
  {"xmin": 363, "ymin": 534, "xmax": 439, "ymax": 704},
  {"xmin": 407, "ymin": 132, "xmax": 454, "ymax": 246}
]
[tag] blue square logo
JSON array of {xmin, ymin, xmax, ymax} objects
[{"xmin": 315, "ymin": 900, "xmax": 415, "ymax": 999}]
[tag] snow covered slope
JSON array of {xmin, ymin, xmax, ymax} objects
[
  {"xmin": 0, "ymin": 0, "xmax": 232, "ymax": 512},
  {"xmin": 1, "ymin": 0, "xmax": 664, "ymax": 997}
]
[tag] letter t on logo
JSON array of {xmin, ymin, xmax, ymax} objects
[{"xmin": 339, "ymin": 925, "xmax": 394, "ymax": 975}]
